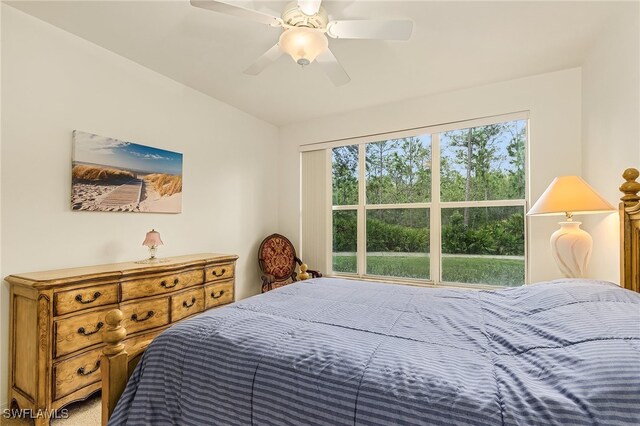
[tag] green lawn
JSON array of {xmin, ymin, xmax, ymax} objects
[{"xmin": 333, "ymin": 255, "xmax": 524, "ymax": 286}]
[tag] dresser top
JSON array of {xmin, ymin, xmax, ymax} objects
[{"xmin": 6, "ymin": 253, "xmax": 238, "ymax": 288}]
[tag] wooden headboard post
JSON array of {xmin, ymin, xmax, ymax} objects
[
  {"xmin": 620, "ymin": 167, "xmax": 640, "ymax": 292},
  {"xmin": 101, "ymin": 309, "xmax": 128, "ymax": 426}
]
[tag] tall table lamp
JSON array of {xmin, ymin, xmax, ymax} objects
[{"xmin": 527, "ymin": 176, "xmax": 614, "ymax": 278}]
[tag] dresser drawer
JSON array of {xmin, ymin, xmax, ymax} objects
[
  {"xmin": 54, "ymin": 283, "xmax": 118, "ymax": 316},
  {"xmin": 205, "ymin": 263, "xmax": 234, "ymax": 283},
  {"xmin": 121, "ymin": 269, "xmax": 203, "ymax": 301},
  {"xmin": 171, "ymin": 288, "xmax": 204, "ymax": 323},
  {"xmin": 53, "ymin": 347, "xmax": 102, "ymax": 400},
  {"xmin": 204, "ymin": 281, "xmax": 234, "ymax": 310},
  {"xmin": 54, "ymin": 309, "xmax": 109, "ymax": 358},
  {"xmin": 120, "ymin": 297, "xmax": 169, "ymax": 335}
]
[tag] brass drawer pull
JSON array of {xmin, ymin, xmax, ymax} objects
[
  {"xmin": 77, "ymin": 322, "xmax": 104, "ymax": 336},
  {"xmin": 211, "ymin": 290, "xmax": 225, "ymax": 299},
  {"xmin": 211, "ymin": 268, "xmax": 226, "ymax": 278},
  {"xmin": 77, "ymin": 360, "xmax": 100, "ymax": 376},
  {"xmin": 183, "ymin": 297, "xmax": 196, "ymax": 308},
  {"xmin": 160, "ymin": 278, "xmax": 179, "ymax": 289},
  {"xmin": 75, "ymin": 292, "xmax": 101, "ymax": 304},
  {"xmin": 131, "ymin": 311, "xmax": 154, "ymax": 322}
]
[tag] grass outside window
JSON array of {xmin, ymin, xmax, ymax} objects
[{"xmin": 333, "ymin": 254, "xmax": 524, "ymax": 286}]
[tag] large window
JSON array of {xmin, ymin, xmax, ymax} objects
[{"xmin": 331, "ymin": 116, "xmax": 527, "ymax": 287}]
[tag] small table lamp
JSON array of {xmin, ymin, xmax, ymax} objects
[
  {"xmin": 137, "ymin": 229, "xmax": 164, "ymax": 264},
  {"xmin": 527, "ymin": 176, "xmax": 614, "ymax": 278}
]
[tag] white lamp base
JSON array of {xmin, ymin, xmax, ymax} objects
[{"xmin": 550, "ymin": 221, "xmax": 592, "ymax": 278}]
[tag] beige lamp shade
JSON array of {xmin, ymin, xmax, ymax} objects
[
  {"xmin": 527, "ymin": 176, "xmax": 614, "ymax": 217},
  {"xmin": 279, "ymin": 27, "xmax": 328, "ymax": 66}
]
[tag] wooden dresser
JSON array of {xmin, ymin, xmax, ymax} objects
[{"xmin": 6, "ymin": 253, "xmax": 238, "ymax": 425}]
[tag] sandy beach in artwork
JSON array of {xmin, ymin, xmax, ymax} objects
[
  {"xmin": 72, "ymin": 164, "xmax": 182, "ymax": 213},
  {"xmin": 139, "ymin": 173, "xmax": 182, "ymax": 213}
]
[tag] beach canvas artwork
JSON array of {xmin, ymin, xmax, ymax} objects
[{"xmin": 72, "ymin": 131, "xmax": 183, "ymax": 213}]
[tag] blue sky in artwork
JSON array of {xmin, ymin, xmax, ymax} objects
[{"xmin": 73, "ymin": 131, "xmax": 182, "ymax": 175}]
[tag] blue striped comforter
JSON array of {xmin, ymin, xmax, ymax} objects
[{"xmin": 109, "ymin": 278, "xmax": 640, "ymax": 425}]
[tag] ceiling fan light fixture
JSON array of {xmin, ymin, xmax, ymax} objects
[{"xmin": 278, "ymin": 27, "xmax": 328, "ymax": 66}]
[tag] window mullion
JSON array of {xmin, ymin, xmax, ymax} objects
[
  {"xmin": 440, "ymin": 199, "xmax": 526, "ymax": 208},
  {"xmin": 431, "ymin": 133, "xmax": 441, "ymax": 285},
  {"xmin": 365, "ymin": 203, "xmax": 431, "ymax": 210},
  {"xmin": 357, "ymin": 144, "xmax": 366, "ymax": 277}
]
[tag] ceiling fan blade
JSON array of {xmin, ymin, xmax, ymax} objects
[
  {"xmin": 244, "ymin": 44, "xmax": 284, "ymax": 75},
  {"xmin": 316, "ymin": 48, "xmax": 351, "ymax": 87},
  {"xmin": 326, "ymin": 20, "xmax": 413, "ymax": 40},
  {"xmin": 297, "ymin": 0, "xmax": 322, "ymax": 16},
  {"xmin": 190, "ymin": 0, "xmax": 280, "ymax": 26}
]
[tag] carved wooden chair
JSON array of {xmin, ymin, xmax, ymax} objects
[{"xmin": 258, "ymin": 233, "xmax": 322, "ymax": 292}]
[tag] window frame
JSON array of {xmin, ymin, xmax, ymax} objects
[{"xmin": 310, "ymin": 111, "xmax": 530, "ymax": 288}]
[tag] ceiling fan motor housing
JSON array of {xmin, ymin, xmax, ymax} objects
[{"xmin": 282, "ymin": 1, "xmax": 328, "ymax": 28}]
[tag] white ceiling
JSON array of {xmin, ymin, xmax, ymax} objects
[{"xmin": 6, "ymin": 1, "xmax": 627, "ymax": 125}]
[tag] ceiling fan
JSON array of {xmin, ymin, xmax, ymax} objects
[{"xmin": 190, "ymin": 0, "xmax": 414, "ymax": 86}]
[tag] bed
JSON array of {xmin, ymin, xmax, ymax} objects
[{"xmin": 102, "ymin": 168, "xmax": 640, "ymax": 426}]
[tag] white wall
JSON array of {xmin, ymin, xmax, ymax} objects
[
  {"xmin": 1, "ymin": 4, "xmax": 279, "ymax": 407},
  {"xmin": 581, "ymin": 3, "xmax": 640, "ymax": 283},
  {"xmin": 279, "ymin": 68, "xmax": 583, "ymax": 285}
]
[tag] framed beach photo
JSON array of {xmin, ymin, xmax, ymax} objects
[{"xmin": 72, "ymin": 131, "xmax": 183, "ymax": 213}]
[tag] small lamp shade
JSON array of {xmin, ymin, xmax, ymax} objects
[
  {"xmin": 279, "ymin": 27, "xmax": 328, "ymax": 66},
  {"xmin": 527, "ymin": 176, "xmax": 614, "ymax": 217},
  {"xmin": 142, "ymin": 229, "xmax": 163, "ymax": 247},
  {"xmin": 527, "ymin": 176, "xmax": 614, "ymax": 279}
]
